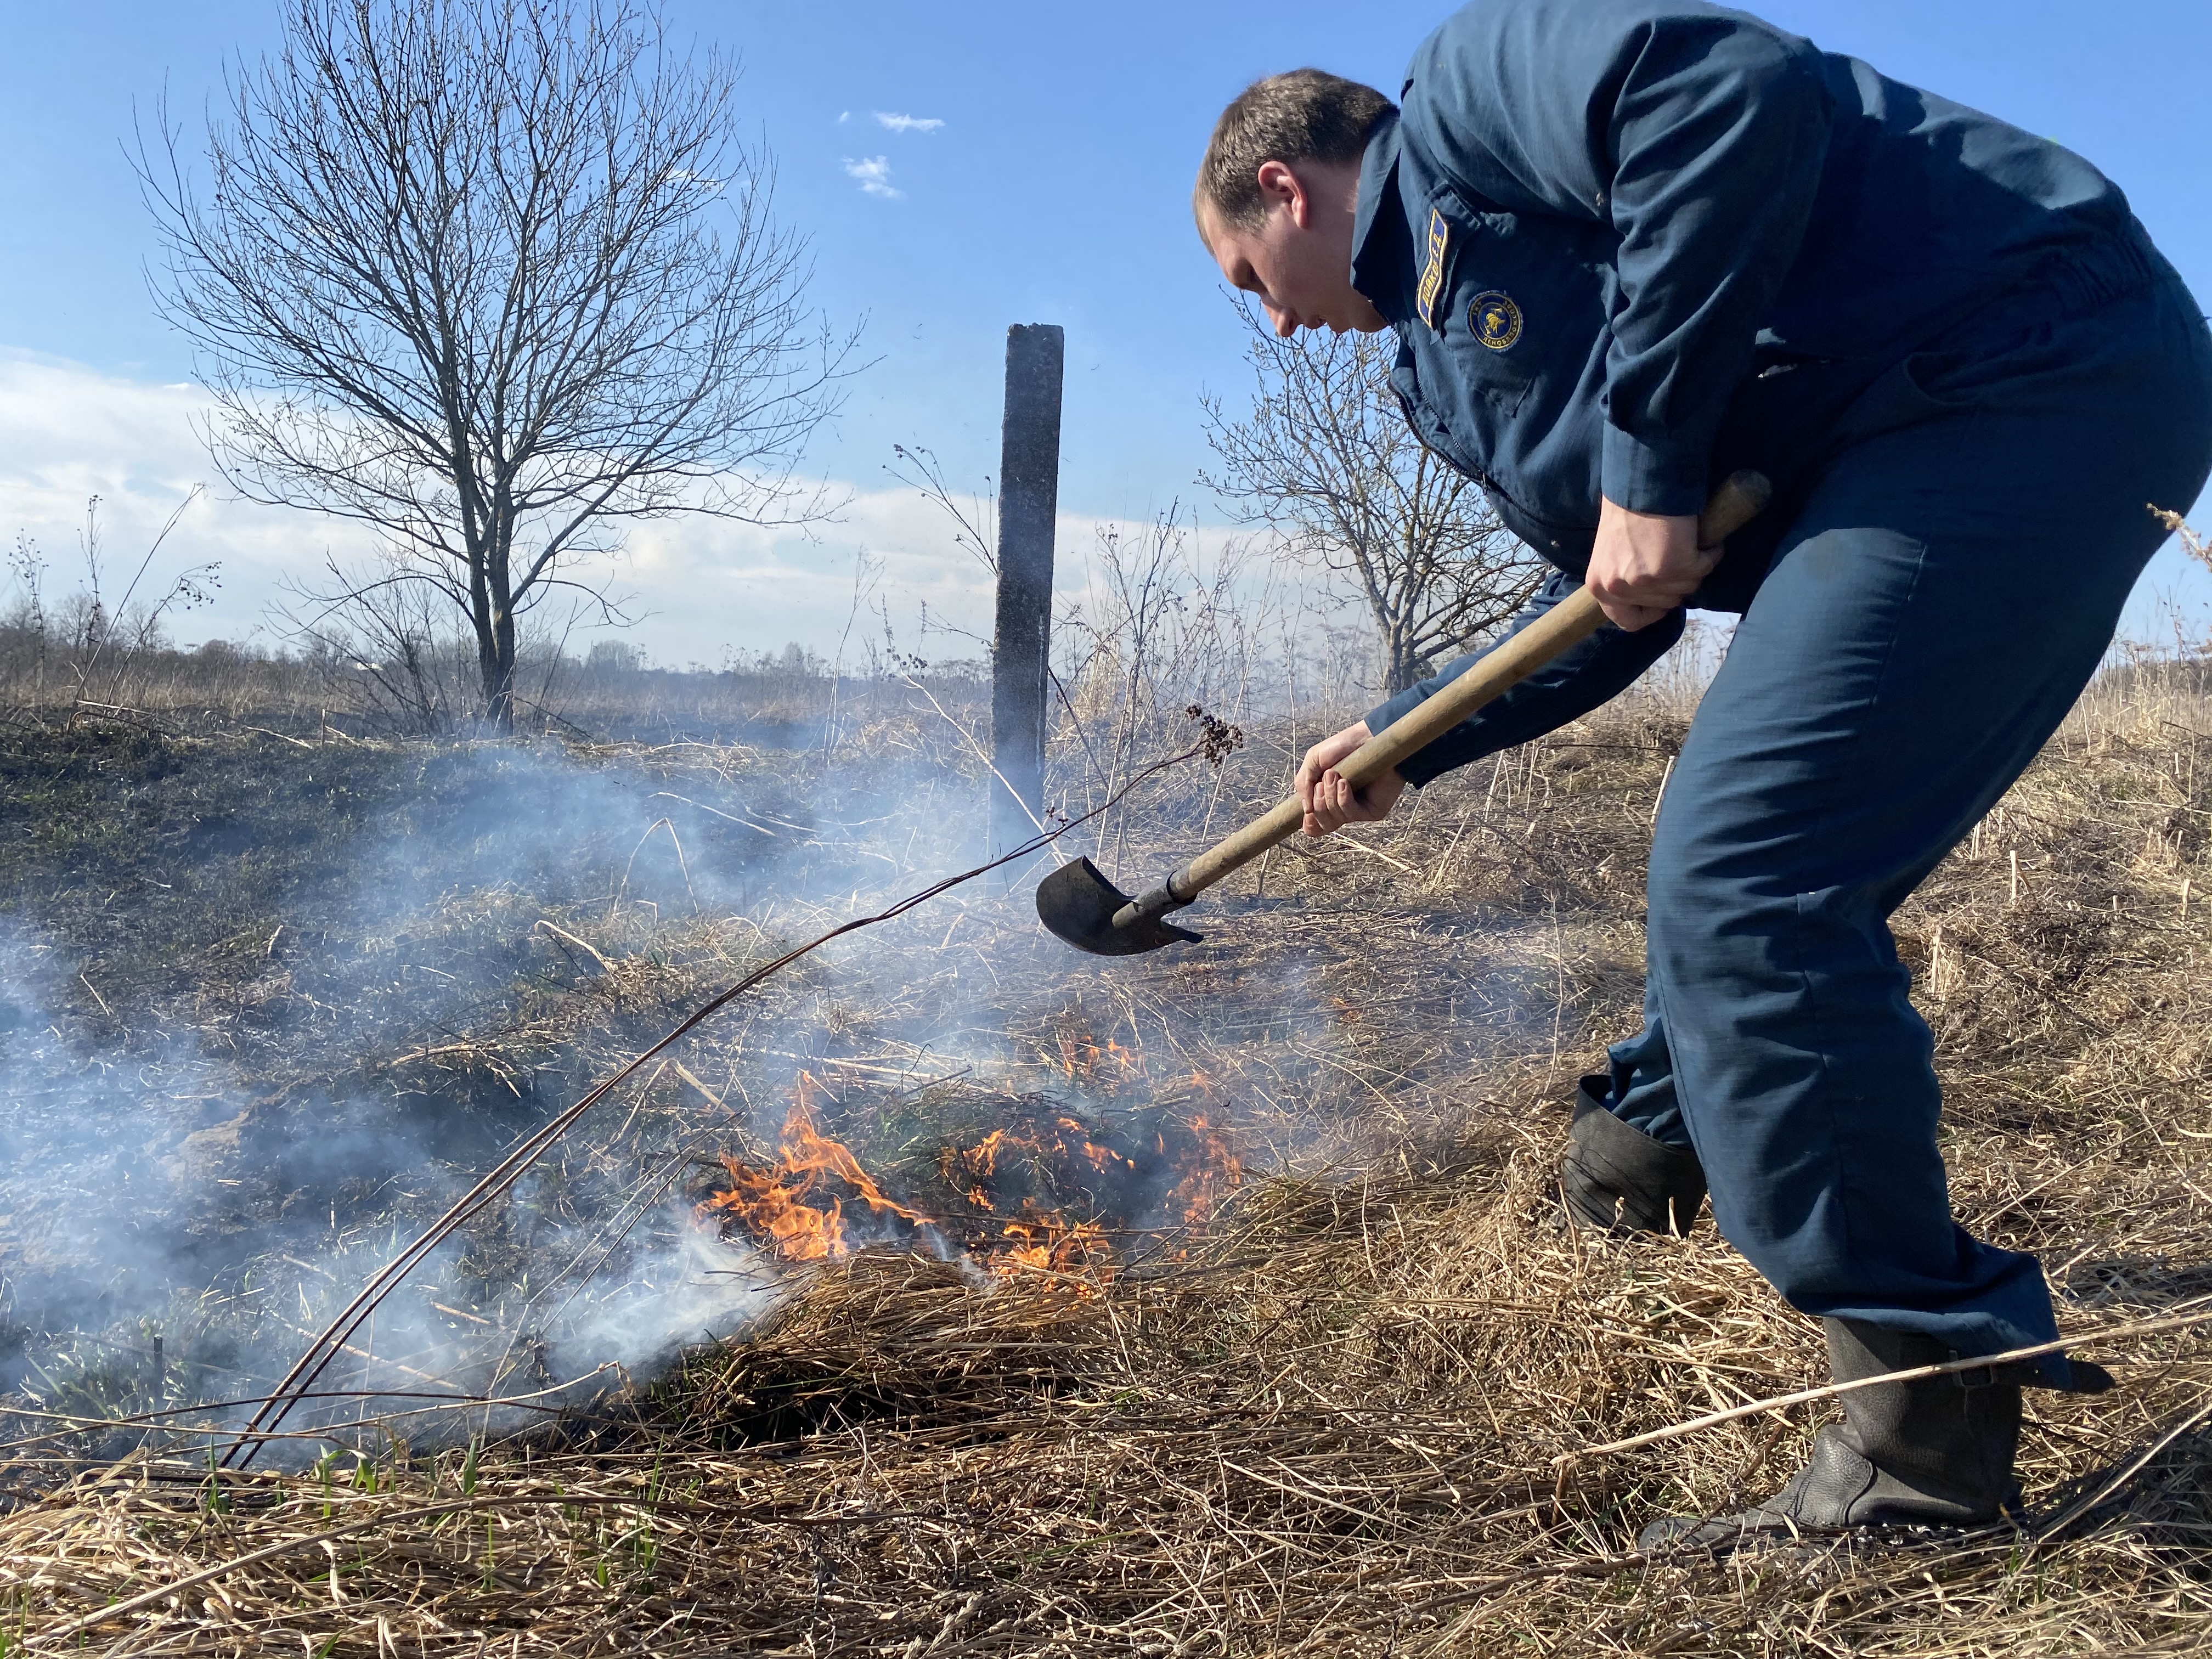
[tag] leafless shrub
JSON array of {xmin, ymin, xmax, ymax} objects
[
  {"xmin": 1047, "ymin": 507, "xmax": 1285, "ymax": 866},
  {"xmin": 1202, "ymin": 307, "xmax": 1547, "ymax": 693},
  {"xmin": 0, "ymin": 493, "xmax": 220, "ymax": 724}
]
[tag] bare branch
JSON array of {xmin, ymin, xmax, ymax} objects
[
  {"xmin": 139, "ymin": 0, "xmax": 857, "ymax": 728},
  {"xmin": 1199, "ymin": 303, "xmax": 1545, "ymax": 693}
]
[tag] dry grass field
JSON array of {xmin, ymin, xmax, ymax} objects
[{"xmin": 0, "ymin": 644, "xmax": 2208, "ymax": 1655}]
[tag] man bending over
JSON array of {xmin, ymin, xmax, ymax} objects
[{"xmin": 1194, "ymin": 0, "xmax": 2212, "ymax": 1545}]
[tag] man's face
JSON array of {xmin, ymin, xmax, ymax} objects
[{"xmin": 1201, "ymin": 159, "xmax": 1388, "ymax": 337}]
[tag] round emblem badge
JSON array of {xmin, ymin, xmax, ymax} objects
[{"xmin": 1470, "ymin": 290, "xmax": 1523, "ymax": 351}]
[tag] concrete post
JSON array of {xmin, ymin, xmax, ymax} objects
[{"xmin": 989, "ymin": 324, "xmax": 1064, "ymax": 885}]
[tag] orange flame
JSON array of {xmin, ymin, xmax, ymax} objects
[
  {"xmin": 992, "ymin": 1211, "xmax": 1113, "ymax": 1284},
  {"xmin": 701, "ymin": 1075, "xmax": 1242, "ymax": 1283},
  {"xmin": 699, "ymin": 1073, "xmax": 930, "ymax": 1261},
  {"xmin": 1051, "ymin": 1030, "xmax": 1146, "ymax": 1087},
  {"xmin": 1164, "ymin": 1115, "xmax": 1243, "ymax": 1227},
  {"xmin": 960, "ymin": 1128, "xmax": 1014, "ymax": 1177}
]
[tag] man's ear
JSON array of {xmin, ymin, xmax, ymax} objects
[{"xmin": 1254, "ymin": 159, "xmax": 1312, "ymax": 228}]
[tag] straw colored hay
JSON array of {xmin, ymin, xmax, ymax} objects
[{"xmin": 6, "ymin": 682, "xmax": 2212, "ymax": 1654}]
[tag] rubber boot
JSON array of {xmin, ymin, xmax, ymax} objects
[
  {"xmin": 1639, "ymin": 1317, "xmax": 2112, "ymax": 1551},
  {"xmin": 1561, "ymin": 1075, "xmax": 1707, "ymax": 1237}
]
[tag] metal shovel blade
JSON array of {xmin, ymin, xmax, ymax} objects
[{"xmin": 1035, "ymin": 856, "xmax": 1200, "ymax": 956}]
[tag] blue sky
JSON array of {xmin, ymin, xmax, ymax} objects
[{"xmin": 2, "ymin": 1, "xmax": 2209, "ymax": 660}]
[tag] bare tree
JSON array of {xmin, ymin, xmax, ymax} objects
[
  {"xmin": 1201, "ymin": 312, "xmax": 1544, "ymax": 694},
  {"xmin": 140, "ymin": 0, "xmax": 852, "ymax": 729}
]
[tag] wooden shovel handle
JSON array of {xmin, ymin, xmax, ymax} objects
[{"xmin": 1165, "ymin": 471, "xmax": 1772, "ymax": 902}]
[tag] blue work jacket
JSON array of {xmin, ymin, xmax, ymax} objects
[{"xmin": 1355, "ymin": 0, "xmax": 2137, "ymax": 578}]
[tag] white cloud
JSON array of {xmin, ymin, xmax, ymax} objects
[
  {"xmin": 0, "ymin": 349, "xmax": 380, "ymax": 651},
  {"xmin": 0, "ymin": 348, "xmax": 1319, "ymax": 674},
  {"xmin": 836, "ymin": 110, "xmax": 851, "ymax": 124},
  {"xmin": 841, "ymin": 155, "xmax": 901, "ymax": 199},
  {"xmin": 0, "ymin": 349, "xmax": 1011, "ymax": 664},
  {"xmin": 873, "ymin": 111, "xmax": 944, "ymax": 134}
]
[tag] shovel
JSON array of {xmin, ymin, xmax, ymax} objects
[{"xmin": 1037, "ymin": 470, "xmax": 1772, "ymax": 955}]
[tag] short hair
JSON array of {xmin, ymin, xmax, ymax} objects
[{"xmin": 1195, "ymin": 69, "xmax": 1396, "ymax": 233}]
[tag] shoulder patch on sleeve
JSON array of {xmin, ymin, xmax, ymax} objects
[{"xmin": 1415, "ymin": 207, "xmax": 1449, "ymax": 331}]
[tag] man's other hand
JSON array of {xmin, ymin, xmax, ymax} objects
[
  {"xmin": 1586, "ymin": 498, "xmax": 1716, "ymax": 630},
  {"xmin": 1295, "ymin": 721, "xmax": 1406, "ymax": 837}
]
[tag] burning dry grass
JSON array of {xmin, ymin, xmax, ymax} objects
[
  {"xmin": 4, "ymin": 671, "xmax": 2212, "ymax": 1652},
  {"xmin": 7, "ymin": 1198, "xmax": 2208, "ymax": 1655}
]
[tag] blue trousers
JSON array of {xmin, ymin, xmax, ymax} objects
[
  {"xmin": 1601, "ymin": 249, "xmax": 2212, "ymax": 1376},
  {"xmin": 1365, "ymin": 230, "xmax": 2212, "ymax": 1373}
]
